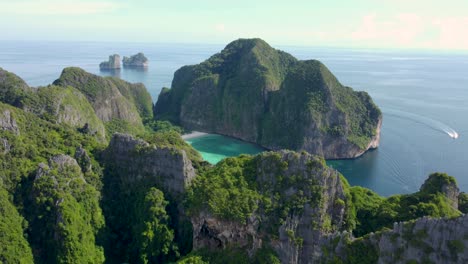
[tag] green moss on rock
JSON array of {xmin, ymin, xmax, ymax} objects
[{"xmin": 154, "ymin": 38, "xmax": 381, "ymax": 159}]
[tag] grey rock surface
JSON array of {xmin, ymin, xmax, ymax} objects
[
  {"xmin": 123, "ymin": 53, "xmax": 148, "ymax": 68},
  {"xmin": 0, "ymin": 109, "xmax": 19, "ymax": 135},
  {"xmin": 100, "ymin": 54, "xmax": 121, "ymax": 70},
  {"xmin": 104, "ymin": 133, "xmax": 196, "ymax": 196}
]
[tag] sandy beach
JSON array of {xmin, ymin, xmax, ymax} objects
[{"xmin": 181, "ymin": 131, "xmax": 209, "ymax": 140}]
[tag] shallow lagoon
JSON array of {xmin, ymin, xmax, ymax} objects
[{"xmin": 185, "ymin": 134, "xmax": 265, "ymax": 164}]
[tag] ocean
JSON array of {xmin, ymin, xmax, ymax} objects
[{"xmin": 1, "ymin": 40, "xmax": 467, "ymax": 196}]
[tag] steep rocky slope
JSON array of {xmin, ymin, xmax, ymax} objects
[
  {"xmin": 27, "ymin": 155, "xmax": 104, "ymax": 263},
  {"xmin": 123, "ymin": 52, "xmax": 149, "ymax": 68},
  {"xmin": 100, "ymin": 54, "xmax": 121, "ymax": 70},
  {"xmin": 186, "ymin": 151, "xmax": 353, "ymax": 263},
  {"xmin": 154, "ymin": 39, "xmax": 382, "ymax": 159},
  {"xmin": 185, "ymin": 153, "xmax": 466, "ymax": 264},
  {"xmin": 53, "ymin": 67, "xmax": 152, "ymax": 129},
  {"xmin": 0, "ymin": 68, "xmax": 106, "ymax": 138},
  {"xmin": 103, "ymin": 133, "xmax": 197, "ymax": 196}
]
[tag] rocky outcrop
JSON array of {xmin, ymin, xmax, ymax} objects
[
  {"xmin": 154, "ymin": 38, "xmax": 382, "ymax": 159},
  {"xmin": 376, "ymin": 215, "xmax": 468, "ymax": 264},
  {"xmin": 0, "ymin": 67, "xmax": 31, "ymax": 107},
  {"xmin": 35, "ymin": 154, "xmax": 84, "ymax": 182},
  {"xmin": 123, "ymin": 53, "xmax": 148, "ymax": 68},
  {"xmin": 0, "ymin": 109, "xmax": 19, "ymax": 135},
  {"xmin": 322, "ymin": 215, "xmax": 468, "ymax": 264},
  {"xmin": 192, "ymin": 211, "xmax": 261, "ymax": 255},
  {"xmin": 190, "ymin": 151, "xmax": 350, "ymax": 263},
  {"xmin": 99, "ymin": 54, "xmax": 121, "ymax": 70},
  {"xmin": 53, "ymin": 67, "xmax": 151, "ymax": 127},
  {"xmin": 0, "ymin": 68, "xmax": 106, "ymax": 139},
  {"xmin": 104, "ymin": 133, "xmax": 196, "ymax": 196},
  {"xmin": 29, "ymin": 154, "xmax": 105, "ymax": 263},
  {"xmin": 75, "ymin": 146, "xmax": 92, "ymax": 173},
  {"xmin": 0, "ymin": 138, "xmax": 10, "ymax": 154}
]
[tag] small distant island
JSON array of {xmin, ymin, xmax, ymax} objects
[
  {"xmin": 123, "ymin": 52, "xmax": 149, "ymax": 68},
  {"xmin": 99, "ymin": 54, "xmax": 121, "ymax": 70}
]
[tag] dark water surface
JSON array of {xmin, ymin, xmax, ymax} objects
[{"xmin": 1, "ymin": 40, "xmax": 467, "ymax": 196}]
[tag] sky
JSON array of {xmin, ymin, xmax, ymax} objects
[{"xmin": 1, "ymin": 0, "xmax": 468, "ymax": 50}]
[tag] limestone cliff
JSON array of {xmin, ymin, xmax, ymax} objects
[
  {"xmin": 0, "ymin": 109, "xmax": 20, "ymax": 135},
  {"xmin": 321, "ymin": 215, "xmax": 468, "ymax": 264},
  {"xmin": 188, "ymin": 151, "xmax": 351, "ymax": 263},
  {"xmin": 28, "ymin": 154, "xmax": 105, "ymax": 263},
  {"xmin": 0, "ymin": 68, "xmax": 106, "ymax": 139},
  {"xmin": 154, "ymin": 38, "xmax": 382, "ymax": 159},
  {"xmin": 103, "ymin": 133, "xmax": 196, "ymax": 197},
  {"xmin": 100, "ymin": 54, "xmax": 121, "ymax": 70},
  {"xmin": 123, "ymin": 52, "xmax": 149, "ymax": 68},
  {"xmin": 53, "ymin": 67, "xmax": 150, "ymax": 128},
  {"xmin": 187, "ymin": 151, "xmax": 468, "ymax": 264}
]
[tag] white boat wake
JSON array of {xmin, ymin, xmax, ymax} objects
[
  {"xmin": 383, "ymin": 107, "xmax": 459, "ymax": 140},
  {"xmin": 446, "ymin": 130, "xmax": 459, "ymax": 139}
]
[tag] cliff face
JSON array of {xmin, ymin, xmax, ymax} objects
[
  {"xmin": 188, "ymin": 151, "xmax": 351, "ymax": 263},
  {"xmin": 321, "ymin": 215, "xmax": 468, "ymax": 264},
  {"xmin": 0, "ymin": 68, "xmax": 106, "ymax": 139},
  {"xmin": 28, "ymin": 154, "xmax": 105, "ymax": 263},
  {"xmin": 104, "ymin": 133, "xmax": 196, "ymax": 196},
  {"xmin": 0, "ymin": 109, "xmax": 20, "ymax": 135},
  {"xmin": 187, "ymin": 151, "xmax": 468, "ymax": 264},
  {"xmin": 100, "ymin": 54, "xmax": 121, "ymax": 70},
  {"xmin": 53, "ymin": 67, "xmax": 150, "ymax": 128},
  {"xmin": 154, "ymin": 38, "xmax": 382, "ymax": 159},
  {"xmin": 123, "ymin": 53, "xmax": 149, "ymax": 68}
]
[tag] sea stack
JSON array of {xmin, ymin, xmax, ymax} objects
[
  {"xmin": 99, "ymin": 54, "xmax": 121, "ymax": 70},
  {"xmin": 123, "ymin": 53, "xmax": 149, "ymax": 68}
]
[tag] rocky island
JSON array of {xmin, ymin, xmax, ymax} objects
[
  {"xmin": 123, "ymin": 52, "xmax": 149, "ymax": 68},
  {"xmin": 0, "ymin": 61, "xmax": 467, "ymax": 263},
  {"xmin": 154, "ymin": 38, "xmax": 382, "ymax": 159},
  {"xmin": 99, "ymin": 54, "xmax": 121, "ymax": 70}
]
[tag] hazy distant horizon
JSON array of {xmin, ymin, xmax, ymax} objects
[
  {"xmin": 2, "ymin": 38, "xmax": 468, "ymax": 55},
  {"xmin": 2, "ymin": 0, "xmax": 468, "ymax": 51}
]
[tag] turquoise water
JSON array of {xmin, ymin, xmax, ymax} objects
[
  {"xmin": 186, "ymin": 134, "xmax": 265, "ymax": 164},
  {"xmin": 1, "ymin": 41, "xmax": 468, "ymax": 196}
]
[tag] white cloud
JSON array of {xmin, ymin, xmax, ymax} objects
[
  {"xmin": 215, "ymin": 23, "xmax": 226, "ymax": 32},
  {"xmin": 350, "ymin": 13, "xmax": 468, "ymax": 50},
  {"xmin": 0, "ymin": 0, "xmax": 121, "ymax": 15}
]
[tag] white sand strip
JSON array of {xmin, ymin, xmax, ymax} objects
[{"xmin": 181, "ymin": 131, "xmax": 209, "ymax": 140}]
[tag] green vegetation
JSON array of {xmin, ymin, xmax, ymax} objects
[
  {"xmin": 0, "ymin": 102, "xmax": 104, "ymax": 193},
  {"xmin": 105, "ymin": 118, "xmax": 145, "ymax": 138},
  {"xmin": 101, "ymin": 175, "xmax": 179, "ymax": 263},
  {"xmin": 154, "ymin": 38, "xmax": 381, "ymax": 158},
  {"xmin": 0, "ymin": 184, "xmax": 33, "ymax": 263},
  {"xmin": 143, "ymin": 130, "xmax": 202, "ymax": 165},
  {"xmin": 0, "ymin": 67, "xmax": 31, "ymax": 107},
  {"xmin": 27, "ymin": 157, "xmax": 104, "ymax": 263},
  {"xmin": 183, "ymin": 248, "xmax": 250, "ymax": 264},
  {"xmin": 186, "ymin": 151, "xmax": 337, "ymax": 236},
  {"xmin": 132, "ymin": 188, "xmax": 179, "ymax": 263},
  {"xmin": 0, "ymin": 65, "xmax": 466, "ymax": 263},
  {"xmin": 53, "ymin": 67, "xmax": 148, "ymax": 134},
  {"xmin": 351, "ymin": 173, "xmax": 461, "ymax": 237},
  {"xmin": 0, "ymin": 68, "xmax": 106, "ymax": 139},
  {"xmin": 186, "ymin": 155, "xmax": 260, "ymax": 223},
  {"xmin": 458, "ymin": 192, "xmax": 468, "ymax": 213}
]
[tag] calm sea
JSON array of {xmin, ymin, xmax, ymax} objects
[{"xmin": 1, "ymin": 40, "xmax": 467, "ymax": 196}]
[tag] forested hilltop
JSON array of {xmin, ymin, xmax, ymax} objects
[
  {"xmin": 154, "ymin": 38, "xmax": 382, "ymax": 159},
  {"xmin": 0, "ymin": 52, "xmax": 467, "ymax": 263}
]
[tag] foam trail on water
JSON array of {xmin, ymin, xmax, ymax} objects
[{"xmin": 383, "ymin": 107, "xmax": 459, "ymax": 139}]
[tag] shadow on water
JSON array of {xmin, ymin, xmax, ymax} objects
[{"xmin": 99, "ymin": 68, "xmax": 121, "ymax": 78}]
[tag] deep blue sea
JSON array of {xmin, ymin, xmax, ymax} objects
[{"xmin": 1, "ymin": 40, "xmax": 467, "ymax": 196}]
